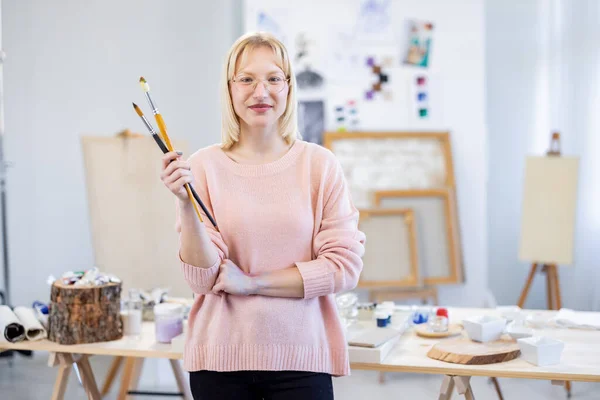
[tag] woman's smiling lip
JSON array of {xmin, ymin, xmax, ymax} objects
[{"xmin": 249, "ymin": 104, "xmax": 273, "ymax": 113}]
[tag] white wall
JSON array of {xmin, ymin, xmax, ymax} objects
[
  {"xmin": 3, "ymin": 0, "xmax": 240, "ymax": 307},
  {"xmin": 486, "ymin": 0, "xmax": 600, "ymax": 311}
]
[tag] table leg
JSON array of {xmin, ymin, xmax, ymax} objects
[
  {"xmin": 117, "ymin": 357, "xmax": 137, "ymax": 400},
  {"xmin": 50, "ymin": 354, "xmax": 72, "ymax": 400},
  {"xmin": 101, "ymin": 356, "xmax": 124, "ymax": 396},
  {"xmin": 490, "ymin": 377, "xmax": 504, "ymax": 400},
  {"xmin": 454, "ymin": 376, "xmax": 475, "ymax": 400},
  {"xmin": 75, "ymin": 355, "xmax": 102, "ymax": 400},
  {"xmin": 170, "ymin": 359, "xmax": 193, "ymax": 400},
  {"xmin": 439, "ymin": 375, "xmax": 455, "ymax": 400}
]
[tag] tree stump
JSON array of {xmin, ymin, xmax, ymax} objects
[{"xmin": 48, "ymin": 281, "xmax": 123, "ymax": 344}]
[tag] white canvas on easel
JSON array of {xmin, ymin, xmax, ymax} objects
[
  {"xmin": 519, "ymin": 156, "xmax": 579, "ymax": 265},
  {"xmin": 81, "ymin": 136, "xmax": 192, "ymax": 298}
]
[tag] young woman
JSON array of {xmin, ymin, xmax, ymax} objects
[{"xmin": 160, "ymin": 31, "xmax": 365, "ymax": 400}]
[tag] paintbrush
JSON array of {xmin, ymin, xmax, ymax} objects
[{"xmin": 132, "ymin": 102, "xmax": 218, "ymax": 230}]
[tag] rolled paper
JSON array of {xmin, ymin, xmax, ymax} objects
[
  {"xmin": 14, "ymin": 306, "xmax": 47, "ymax": 341},
  {"xmin": 0, "ymin": 305, "xmax": 26, "ymax": 343}
]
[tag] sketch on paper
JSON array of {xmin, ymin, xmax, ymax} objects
[
  {"xmin": 298, "ymin": 101, "xmax": 325, "ymax": 145},
  {"xmin": 411, "ymin": 74, "xmax": 429, "ymax": 119},
  {"xmin": 403, "ymin": 20, "xmax": 434, "ymax": 68},
  {"xmin": 295, "ymin": 32, "xmax": 325, "ymax": 90},
  {"xmin": 354, "ymin": 0, "xmax": 394, "ymax": 42},
  {"xmin": 256, "ymin": 9, "xmax": 288, "ymax": 44},
  {"xmin": 364, "ymin": 56, "xmax": 393, "ymax": 101},
  {"xmin": 334, "ymin": 100, "xmax": 360, "ymax": 132}
]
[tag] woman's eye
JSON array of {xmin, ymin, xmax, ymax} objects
[
  {"xmin": 239, "ymin": 77, "xmax": 253, "ymax": 83},
  {"xmin": 269, "ymin": 77, "xmax": 283, "ymax": 82}
]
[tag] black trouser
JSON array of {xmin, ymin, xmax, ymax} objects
[{"xmin": 189, "ymin": 370, "xmax": 334, "ymax": 400}]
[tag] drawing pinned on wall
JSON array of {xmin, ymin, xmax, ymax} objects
[
  {"xmin": 365, "ymin": 56, "xmax": 392, "ymax": 101},
  {"xmin": 295, "ymin": 32, "xmax": 325, "ymax": 90},
  {"xmin": 334, "ymin": 100, "xmax": 360, "ymax": 132},
  {"xmin": 298, "ymin": 100, "xmax": 325, "ymax": 145},
  {"xmin": 403, "ymin": 20, "xmax": 434, "ymax": 68},
  {"xmin": 256, "ymin": 9, "xmax": 288, "ymax": 44},
  {"xmin": 354, "ymin": 0, "xmax": 394, "ymax": 42},
  {"xmin": 411, "ymin": 74, "xmax": 429, "ymax": 119}
]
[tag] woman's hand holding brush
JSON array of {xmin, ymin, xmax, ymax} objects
[{"xmin": 160, "ymin": 150, "xmax": 194, "ymax": 203}]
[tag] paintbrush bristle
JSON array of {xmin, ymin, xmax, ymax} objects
[
  {"xmin": 132, "ymin": 102, "xmax": 144, "ymax": 117},
  {"xmin": 139, "ymin": 76, "xmax": 150, "ymax": 92}
]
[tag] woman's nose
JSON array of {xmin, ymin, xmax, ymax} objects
[{"xmin": 252, "ymin": 81, "xmax": 268, "ymax": 98}]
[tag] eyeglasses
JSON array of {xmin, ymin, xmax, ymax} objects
[{"xmin": 230, "ymin": 76, "xmax": 290, "ymax": 94}]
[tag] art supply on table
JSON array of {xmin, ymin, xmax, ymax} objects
[
  {"xmin": 517, "ymin": 336, "xmax": 564, "ymax": 366},
  {"xmin": 132, "ymin": 101, "xmax": 218, "ymax": 230},
  {"xmin": 375, "ymin": 310, "xmax": 390, "ymax": 327},
  {"xmin": 347, "ymin": 326, "xmax": 402, "ymax": 348},
  {"xmin": 552, "ymin": 308, "xmax": 600, "ymax": 330},
  {"xmin": 154, "ymin": 303, "xmax": 184, "ymax": 343},
  {"xmin": 121, "ymin": 289, "xmax": 143, "ymax": 337},
  {"xmin": 13, "ymin": 306, "xmax": 47, "ymax": 341},
  {"xmin": 425, "ymin": 307, "xmax": 449, "ymax": 332},
  {"xmin": 411, "ymin": 307, "xmax": 431, "ymax": 325},
  {"xmin": 0, "ymin": 305, "xmax": 25, "ymax": 343},
  {"xmin": 53, "ymin": 267, "xmax": 121, "ymax": 287},
  {"xmin": 335, "ymin": 292, "xmax": 359, "ymax": 328},
  {"xmin": 415, "ymin": 323, "xmax": 462, "ymax": 339},
  {"xmin": 462, "ymin": 315, "xmax": 507, "ymax": 343},
  {"xmin": 32, "ymin": 301, "xmax": 49, "ymax": 329}
]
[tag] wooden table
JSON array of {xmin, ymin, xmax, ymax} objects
[
  {"xmin": 1, "ymin": 307, "xmax": 599, "ymax": 400},
  {"xmin": 351, "ymin": 308, "xmax": 600, "ymax": 399},
  {"xmin": 0, "ymin": 322, "xmax": 189, "ymax": 400}
]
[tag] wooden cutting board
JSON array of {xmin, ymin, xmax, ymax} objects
[{"xmin": 427, "ymin": 337, "xmax": 520, "ymax": 365}]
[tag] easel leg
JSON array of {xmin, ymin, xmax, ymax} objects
[
  {"xmin": 101, "ymin": 356, "xmax": 124, "ymax": 396},
  {"xmin": 544, "ymin": 264, "xmax": 555, "ymax": 309},
  {"xmin": 518, "ymin": 263, "xmax": 538, "ymax": 307},
  {"xmin": 549, "ymin": 264, "xmax": 570, "ymax": 397}
]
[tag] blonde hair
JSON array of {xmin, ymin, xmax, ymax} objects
[{"xmin": 220, "ymin": 32, "xmax": 299, "ymax": 149}]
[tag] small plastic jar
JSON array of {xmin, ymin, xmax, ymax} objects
[{"xmin": 154, "ymin": 303, "xmax": 183, "ymax": 343}]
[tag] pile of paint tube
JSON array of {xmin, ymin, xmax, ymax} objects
[{"xmin": 49, "ymin": 267, "xmax": 121, "ymax": 287}]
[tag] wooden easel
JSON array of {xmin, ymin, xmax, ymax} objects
[{"xmin": 516, "ymin": 132, "xmax": 571, "ymax": 398}]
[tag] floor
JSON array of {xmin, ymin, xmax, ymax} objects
[{"xmin": 1, "ymin": 351, "xmax": 598, "ymax": 399}]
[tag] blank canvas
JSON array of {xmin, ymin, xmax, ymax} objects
[
  {"xmin": 358, "ymin": 212, "xmax": 418, "ymax": 287},
  {"xmin": 377, "ymin": 194, "xmax": 462, "ymax": 285},
  {"xmin": 81, "ymin": 136, "xmax": 192, "ymax": 297},
  {"xmin": 519, "ymin": 156, "xmax": 579, "ymax": 265}
]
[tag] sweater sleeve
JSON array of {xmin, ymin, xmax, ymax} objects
[
  {"xmin": 295, "ymin": 158, "xmax": 366, "ymax": 299},
  {"xmin": 176, "ymin": 157, "xmax": 229, "ymax": 295}
]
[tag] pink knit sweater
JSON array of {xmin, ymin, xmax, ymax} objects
[{"xmin": 177, "ymin": 139, "xmax": 366, "ymax": 376}]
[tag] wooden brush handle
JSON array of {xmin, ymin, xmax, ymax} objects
[{"xmin": 154, "ymin": 113, "xmax": 204, "ymax": 223}]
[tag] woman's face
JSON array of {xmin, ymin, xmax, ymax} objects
[{"xmin": 230, "ymin": 46, "xmax": 289, "ymax": 132}]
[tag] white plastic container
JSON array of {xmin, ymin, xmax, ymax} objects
[
  {"xmin": 518, "ymin": 336, "xmax": 565, "ymax": 366},
  {"xmin": 496, "ymin": 306, "xmax": 522, "ymax": 322},
  {"xmin": 154, "ymin": 303, "xmax": 183, "ymax": 344},
  {"xmin": 462, "ymin": 315, "xmax": 507, "ymax": 342},
  {"xmin": 505, "ymin": 321, "xmax": 534, "ymax": 340}
]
